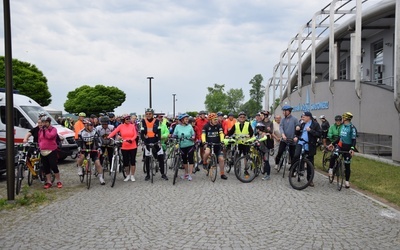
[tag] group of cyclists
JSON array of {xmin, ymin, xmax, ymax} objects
[{"xmin": 23, "ymin": 105, "xmax": 357, "ymax": 190}]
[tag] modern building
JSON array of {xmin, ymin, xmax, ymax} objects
[{"xmin": 266, "ymin": 0, "xmax": 399, "ymax": 162}]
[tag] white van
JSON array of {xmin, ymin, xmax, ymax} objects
[{"xmin": 0, "ymin": 90, "xmax": 78, "ymax": 160}]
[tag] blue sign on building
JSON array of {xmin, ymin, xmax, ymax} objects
[{"xmin": 292, "ymin": 88, "xmax": 329, "ymax": 112}]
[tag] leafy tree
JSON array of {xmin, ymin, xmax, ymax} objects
[
  {"xmin": 240, "ymin": 99, "xmax": 259, "ymax": 118},
  {"xmin": 64, "ymin": 85, "xmax": 126, "ymax": 115},
  {"xmin": 249, "ymin": 74, "xmax": 265, "ymax": 112},
  {"xmin": 270, "ymin": 98, "xmax": 280, "ymax": 114},
  {"xmin": 226, "ymin": 88, "xmax": 244, "ymax": 113},
  {"xmin": 0, "ymin": 56, "xmax": 52, "ymax": 106},
  {"xmin": 186, "ymin": 111, "xmax": 198, "ymax": 117},
  {"xmin": 204, "ymin": 84, "xmax": 227, "ymax": 113}
]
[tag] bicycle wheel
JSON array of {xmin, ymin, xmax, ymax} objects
[
  {"xmin": 336, "ymin": 160, "xmax": 344, "ymax": 191},
  {"xmin": 103, "ymin": 156, "xmax": 109, "ymax": 174},
  {"xmin": 288, "ymin": 159, "xmax": 314, "ymax": 190},
  {"xmin": 277, "ymin": 151, "xmax": 286, "ymax": 173},
  {"xmin": 15, "ymin": 162, "xmax": 24, "ymax": 195},
  {"xmin": 209, "ymin": 154, "xmax": 218, "ymax": 182},
  {"xmin": 50, "ymin": 170, "xmax": 55, "ymax": 183},
  {"xmin": 234, "ymin": 155, "xmax": 257, "ymax": 183},
  {"xmin": 27, "ymin": 169, "xmax": 33, "ymax": 186},
  {"xmin": 322, "ymin": 150, "xmax": 331, "ymax": 172},
  {"xmin": 281, "ymin": 154, "xmax": 288, "ymax": 178},
  {"xmin": 173, "ymin": 155, "xmax": 180, "ymax": 185},
  {"xmin": 86, "ymin": 159, "xmax": 92, "ymax": 189},
  {"xmin": 257, "ymin": 154, "xmax": 264, "ymax": 175},
  {"xmin": 79, "ymin": 164, "xmax": 85, "ymax": 183},
  {"xmin": 110, "ymin": 155, "xmax": 118, "ymax": 187},
  {"xmin": 150, "ymin": 157, "xmax": 155, "ymax": 184},
  {"xmin": 225, "ymin": 149, "xmax": 233, "ymax": 173}
]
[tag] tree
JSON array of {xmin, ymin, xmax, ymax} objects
[
  {"xmin": 226, "ymin": 88, "xmax": 244, "ymax": 113},
  {"xmin": 0, "ymin": 56, "xmax": 52, "ymax": 106},
  {"xmin": 64, "ymin": 85, "xmax": 126, "ymax": 115},
  {"xmin": 204, "ymin": 84, "xmax": 227, "ymax": 112},
  {"xmin": 270, "ymin": 98, "xmax": 280, "ymax": 114},
  {"xmin": 240, "ymin": 99, "xmax": 259, "ymax": 118},
  {"xmin": 249, "ymin": 74, "xmax": 265, "ymax": 112}
]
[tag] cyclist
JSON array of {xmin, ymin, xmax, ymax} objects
[
  {"xmin": 108, "ymin": 114, "xmax": 138, "ymax": 182},
  {"xmin": 77, "ymin": 119, "xmax": 105, "ymax": 185},
  {"xmin": 38, "ymin": 116, "xmax": 63, "ymax": 189},
  {"xmin": 194, "ymin": 110, "xmax": 208, "ymax": 166},
  {"xmin": 255, "ymin": 123, "xmax": 274, "ymax": 180},
  {"xmin": 95, "ymin": 116, "xmax": 115, "ymax": 170},
  {"xmin": 74, "ymin": 112, "xmax": 86, "ymax": 140},
  {"xmin": 224, "ymin": 112, "xmax": 237, "ymax": 135},
  {"xmin": 251, "ymin": 113, "xmax": 262, "ymax": 131},
  {"xmin": 293, "ymin": 111, "xmax": 322, "ymax": 187},
  {"xmin": 327, "ymin": 115, "xmax": 343, "ymax": 143},
  {"xmin": 319, "ymin": 115, "xmax": 330, "ymax": 149},
  {"xmin": 23, "ymin": 117, "xmax": 42, "ymax": 143},
  {"xmin": 226, "ymin": 111, "xmax": 254, "ymax": 157},
  {"xmin": 274, "ymin": 105, "xmax": 299, "ymax": 170},
  {"xmin": 327, "ymin": 112, "xmax": 357, "ymax": 189},
  {"xmin": 272, "ymin": 115, "xmax": 282, "ymax": 157},
  {"xmin": 141, "ymin": 108, "xmax": 168, "ymax": 181},
  {"xmin": 202, "ymin": 113, "xmax": 227, "ymax": 180},
  {"xmin": 156, "ymin": 113, "xmax": 170, "ymax": 153},
  {"xmin": 173, "ymin": 113, "xmax": 195, "ymax": 181},
  {"xmin": 108, "ymin": 113, "xmax": 120, "ymax": 128}
]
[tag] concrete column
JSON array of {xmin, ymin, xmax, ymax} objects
[
  {"xmin": 329, "ymin": 0, "xmax": 338, "ymax": 94},
  {"xmin": 395, "ymin": 0, "xmax": 400, "ymax": 112},
  {"xmin": 354, "ymin": 0, "xmax": 362, "ymax": 98}
]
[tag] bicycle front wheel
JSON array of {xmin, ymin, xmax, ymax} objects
[
  {"xmin": 234, "ymin": 155, "xmax": 257, "ymax": 183},
  {"xmin": 150, "ymin": 157, "xmax": 155, "ymax": 184},
  {"xmin": 86, "ymin": 159, "xmax": 92, "ymax": 189},
  {"xmin": 336, "ymin": 161, "xmax": 344, "ymax": 191},
  {"xmin": 209, "ymin": 154, "xmax": 218, "ymax": 182},
  {"xmin": 281, "ymin": 154, "xmax": 288, "ymax": 178},
  {"xmin": 110, "ymin": 155, "xmax": 118, "ymax": 187},
  {"xmin": 288, "ymin": 159, "xmax": 314, "ymax": 190},
  {"xmin": 322, "ymin": 150, "xmax": 331, "ymax": 172},
  {"xmin": 15, "ymin": 163, "xmax": 25, "ymax": 195},
  {"xmin": 173, "ymin": 155, "xmax": 180, "ymax": 185},
  {"xmin": 27, "ymin": 169, "xmax": 33, "ymax": 186}
]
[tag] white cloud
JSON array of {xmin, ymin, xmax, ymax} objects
[{"xmin": 0, "ymin": 0, "xmax": 331, "ymax": 115}]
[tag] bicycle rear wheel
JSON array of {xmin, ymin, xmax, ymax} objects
[
  {"xmin": 322, "ymin": 150, "xmax": 331, "ymax": 172},
  {"xmin": 86, "ymin": 159, "xmax": 92, "ymax": 189},
  {"xmin": 224, "ymin": 149, "xmax": 233, "ymax": 173},
  {"xmin": 336, "ymin": 161, "xmax": 344, "ymax": 191},
  {"xmin": 288, "ymin": 159, "xmax": 314, "ymax": 190},
  {"xmin": 150, "ymin": 157, "xmax": 154, "ymax": 184},
  {"xmin": 281, "ymin": 155, "xmax": 288, "ymax": 178},
  {"xmin": 234, "ymin": 155, "xmax": 257, "ymax": 183},
  {"xmin": 15, "ymin": 163, "xmax": 24, "ymax": 195},
  {"xmin": 172, "ymin": 155, "xmax": 180, "ymax": 185},
  {"xmin": 103, "ymin": 156, "xmax": 109, "ymax": 174},
  {"xmin": 209, "ymin": 154, "xmax": 218, "ymax": 182},
  {"xmin": 110, "ymin": 155, "xmax": 118, "ymax": 187},
  {"xmin": 27, "ymin": 169, "xmax": 33, "ymax": 186},
  {"xmin": 277, "ymin": 151, "xmax": 286, "ymax": 173}
]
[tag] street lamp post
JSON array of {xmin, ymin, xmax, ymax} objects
[
  {"xmin": 147, "ymin": 77, "xmax": 154, "ymax": 108},
  {"xmin": 172, "ymin": 94, "xmax": 176, "ymax": 118}
]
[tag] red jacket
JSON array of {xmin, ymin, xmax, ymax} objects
[{"xmin": 194, "ymin": 118, "xmax": 208, "ymax": 141}]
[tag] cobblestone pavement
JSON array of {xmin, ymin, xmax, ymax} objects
[{"xmin": 1, "ymin": 156, "xmax": 400, "ymax": 250}]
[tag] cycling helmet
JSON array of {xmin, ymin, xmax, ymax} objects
[
  {"xmin": 108, "ymin": 113, "xmax": 115, "ymax": 118},
  {"xmin": 100, "ymin": 116, "xmax": 110, "ymax": 124},
  {"xmin": 238, "ymin": 111, "xmax": 246, "ymax": 117},
  {"xmin": 40, "ymin": 115, "xmax": 51, "ymax": 122},
  {"xmin": 334, "ymin": 115, "xmax": 342, "ymax": 121},
  {"xmin": 83, "ymin": 118, "xmax": 92, "ymax": 125},
  {"xmin": 38, "ymin": 112, "xmax": 46, "ymax": 118},
  {"xmin": 319, "ymin": 115, "xmax": 326, "ymax": 119},
  {"xmin": 342, "ymin": 112, "xmax": 353, "ymax": 121},
  {"xmin": 122, "ymin": 114, "xmax": 131, "ymax": 120},
  {"xmin": 282, "ymin": 105, "xmax": 293, "ymax": 111},
  {"xmin": 90, "ymin": 114, "xmax": 97, "ymax": 118},
  {"xmin": 255, "ymin": 122, "xmax": 266, "ymax": 131},
  {"xmin": 217, "ymin": 112, "xmax": 223, "ymax": 117},
  {"xmin": 145, "ymin": 108, "xmax": 154, "ymax": 114},
  {"xmin": 208, "ymin": 113, "xmax": 217, "ymax": 120},
  {"xmin": 178, "ymin": 113, "xmax": 189, "ymax": 121},
  {"xmin": 199, "ymin": 110, "xmax": 206, "ymax": 115},
  {"xmin": 78, "ymin": 112, "xmax": 86, "ymax": 117},
  {"xmin": 228, "ymin": 112, "xmax": 234, "ymax": 116}
]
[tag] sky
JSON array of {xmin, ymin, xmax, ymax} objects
[{"xmin": 0, "ymin": 0, "xmax": 331, "ymax": 116}]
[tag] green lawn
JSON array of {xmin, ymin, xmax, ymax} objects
[{"xmin": 314, "ymin": 151, "xmax": 400, "ymax": 207}]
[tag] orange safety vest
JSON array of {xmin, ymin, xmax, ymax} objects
[{"xmin": 145, "ymin": 119, "xmax": 156, "ymax": 138}]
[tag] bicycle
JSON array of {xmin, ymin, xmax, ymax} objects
[
  {"xmin": 276, "ymin": 138, "xmax": 294, "ymax": 178},
  {"xmin": 288, "ymin": 139, "xmax": 315, "ymax": 190},
  {"xmin": 203, "ymin": 142, "xmax": 220, "ymax": 182},
  {"xmin": 26, "ymin": 143, "xmax": 53, "ymax": 186},
  {"xmin": 321, "ymin": 146, "xmax": 332, "ymax": 172},
  {"xmin": 172, "ymin": 135, "xmax": 196, "ymax": 185},
  {"xmin": 223, "ymin": 137, "xmax": 239, "ymax": 174},
  {"xmin": 234, "ymin": 138, "xmax": 264, "ymax": 183},
  {"xmin": 328, "ymin": 149, "xmax": 349, "ymax": 191},
  {"xmin": 79, "ymin": 149, "xmax": 100, "ymax": 189},
  {"xmin": 145, "ymin": 142, "xmax": 162, "ymax": 184},
  {"xmin": 110, "ymin": 139, "xmax": 123, "ymax": 187}
]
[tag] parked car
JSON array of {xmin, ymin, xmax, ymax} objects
[{"xmin": 0, "ymin": 141, "xmax": 18, "ymax": 176}]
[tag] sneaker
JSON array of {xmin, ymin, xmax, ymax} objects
[
  {"xmin": 99, "ymin": 177, "xmax": 105, "ymax": 185},
  {"xmin": 187, "ymin": 175, "xmax": 192, "ymax": 181},
  {"xmin": 57, "ymin": 182, "xmax": 63, "ymax": 188},
  {"xmin": 345, "ymin": 181, "xmax": 350, "ymax": 188},
  {"xmin": 221, "ymin": 174, "xmax": 228, "ymax": 180},
  {"xmin": 131, "ymin": 175, "xmax": 135, "ymax": 182},
  {"xmin": 162, "ymin": 174, "xmax": 169, "ymax": 181},
  {"xmin": 181, "ymin": 174, "xmax": 188, "ymax": 180},
  {"xmin": 43, "ymin": 183, "xmax": 52, "ymax": 189},
  {"xmin": 262, "ymin": 175, "xmax": 270, "ymax": 180},
  {"xmin": 124, "ymin": 175, "xmax": 131, "ymax": 182},
  {"xmin": 274, "ymin": 164, "xmax": 278, "ymax": 170},
  {"xmin": 145, "ymin": 175, "xmax": 150, "ymax": 181},
  {"xmin": 328, "ymin": 168, "xmax": 333, "ymax": 177},
  {"xmin": 77, "ymin": 167, "xmax": 83, "ymax": 176}
]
